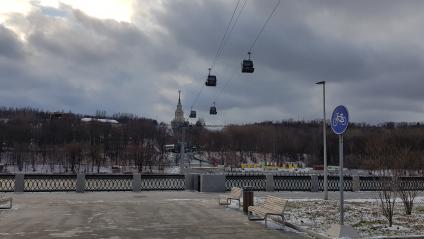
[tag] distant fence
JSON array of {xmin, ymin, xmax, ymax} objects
[
  {"xmin": 359, "ymin": 176, "xmax": 424, "ymax": 191},
  {"xmin": 318, "ymin": 175, "xmax": 353, "ymax": 191},
  {"xmin": 275, "ymin": 175, "xmax": 311, "ymax": 191},
  {"xmin": 1, "ymin": 173, "xmax": 423, "ymax": 193},
  {"xmin": 0, "ymin": 174, "xmax": 15, "ymax": 192},
  {"xmin": 25, "ymin": 174, "xmax": 76, "ymax": 192},
  {"xmin": 224, "ymin": 173, "xmax": 424, "ymax": 192},
  {"xmin": 85, "ymin": 174, "xmax": 132, "ymax": 192},
  {"xmin": 225, "ymin": 173, "xmax": 266, "ymax": 191},
  {"xmin": 139, "ymin": 174, "xmax": 185, "ymax": 191},
  {"xmin": 0, "ymin": 174, "xmax": 185, "ymax": 192}
]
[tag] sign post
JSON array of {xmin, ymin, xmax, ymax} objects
[
  {"xmin": 331, "ymin": 105, "xmax": 349, "ymax": 224},
  {"xmin": 339, "ymin": 134, "xmax": 344, "ymax": 224},
  {"xmin": 327, "ymin": 105, "xmax": 359, "ymax": 238}
]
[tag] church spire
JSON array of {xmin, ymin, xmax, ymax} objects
[
  {"xmin": 172, "ymin": 90, "xmax": 185, "ymax": 127},
  {"xmin": 178, "ymin": 90, "xmax": 181, "ymax": 104}
]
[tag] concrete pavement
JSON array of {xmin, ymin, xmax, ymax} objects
[{"xmin": 0, "ymin": 191, "xmax": 308, "ymax": 239}]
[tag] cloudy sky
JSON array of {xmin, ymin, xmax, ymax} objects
[{"xmin": 0, "ymin": 0, "xmax": 424, "ymax": 125}]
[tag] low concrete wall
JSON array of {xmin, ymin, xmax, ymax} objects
[
  {"xmin": 200, "ymin": 174, "xmax": 225, "ymax": 192},
  {"xmin": 192, "ymin": 174, "xmax": 200, "ymax": 191},
  {"xmin": 185, "ymin": 173, "xmax": 200, "ymax": 191}
]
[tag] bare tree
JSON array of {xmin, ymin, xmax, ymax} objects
[
  {"xmin": 395, "ymin": 147, "xmax": 418, "ymax": 215},
  {"xmin": 378, "ymin": 177, "xmax": 397, "ymax": 227},
  {"xmin": 65, "ymin": 143, "xmax": 82, "ymax": 173},
  {"xmin": 366, "ymin": 135, "xmax": 397, "ymax": 227},
  {"xmin": 398, "ymin": 180, "xmax": 417, "ymax": 215}
]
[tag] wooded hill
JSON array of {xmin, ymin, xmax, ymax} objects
[
  {"xmin": 0, "ymin": 107, "xmax": 423, "ymax": 172},
  {"xmin": 183, "ymin": 121, "xmax": 424, "ymax": 170}
]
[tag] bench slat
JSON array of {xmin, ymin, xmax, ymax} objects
[
  {"xmin": 0, "ymin": 197, "xmax": 12, "ymax": 203},
  {"xmin": 248, "ymin": 195, "xmax": 287, "ymax": 215},
  {"xmin": 219, "ymin": 187, "xmax": 242, "ymax": 207},
  {"xmin": 248, "ymin": 195, "xmax": 287, "ymax": 228}
]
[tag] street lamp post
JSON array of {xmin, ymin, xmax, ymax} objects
[
  {"xmin": 316, "ymin": 81, "xmax": 328, "ymax": 200},
  {"xmin": 180, "ymin": 126, "xmax": 186, "ymax": 167}
]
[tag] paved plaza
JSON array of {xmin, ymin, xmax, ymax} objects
[{"xmin": 0, "ymin": 191, "xmax": 309, "ymax": 239}]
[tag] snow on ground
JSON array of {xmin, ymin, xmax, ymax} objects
[
  {"xmin": 282, "ymin": 197, "xmax": 424, "ymax": 238},
  {"xmin": 165, "ymin": 166, "xmax": 180, "ymax": 174}
]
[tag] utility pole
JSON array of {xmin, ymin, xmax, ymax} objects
[
  {"xmin": 316, "ymin": 81, "xmax": 328, "ymax": 200},
  {"xmin": 180, "ymin": 126, "xmax": 185, "ymax": 167}
]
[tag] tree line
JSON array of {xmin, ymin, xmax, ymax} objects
[
  {"xmin": 0, "ymin": 107, "xmax": 423, "ymax": 173},
  {"xmin": 0, "ymin": 107, "xmax": 169, "ymax": 173},
  {"xmin": 188, "ymin": 120, "xmax": 424, "ymax": 170}
]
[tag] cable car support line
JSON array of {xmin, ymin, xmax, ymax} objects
[
  {"xmin": 248, "ymin": 0, "xmax": 281, "ymax": 53},
  {"xmin": 190, "ymin": 0, "xmax": 247, "ymax": 117},
  {"xmin": 211, "ymin": 0, "xmax": 242, "ymax": 69},
  {"xmin": 209, "ymin": 0, "xmax": 280, "ymax": 118}
]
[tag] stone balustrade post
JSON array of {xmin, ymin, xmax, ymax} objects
[
  {"xmin": 311, "ymin": 175, "xmax": 319, "ymax": 192},
  {"xmin": 132, "ymin": 173, "xmax": 141, "ymax": 192},
  {"xmin": 76, "ymin": 173, "xmax": 85, "ymax": 193},
  {"xmin": 14, "ymin": 174, "xmax": 25, "ymax": 193},
  {"xmin": 266, "ymin": 174, "xmax": 274, "ymax": 192},
  {"xmin": 352, "ymin": 175, "xmax": 360, "ymax": 192}
]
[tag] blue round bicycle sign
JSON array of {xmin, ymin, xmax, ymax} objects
[{"xmin": 331, "ymin": 105, "xmax": 349, "ymax": 135}]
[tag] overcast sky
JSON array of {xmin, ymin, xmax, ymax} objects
[{"xmin": 1, "ymin": 0, "xmax": 424, "ymax": 125}]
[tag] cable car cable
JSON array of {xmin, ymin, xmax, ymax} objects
[
  {"xmin": 211, "ymin": 0, "xmax": 279, "ymax": 116},
  {"xmin": 190, "ymin": 0, "xmax": 247, "ymax": 115},
  {"xmin": 191, "ymin": 85, "xmax": 204, "ymax": 109},
  {"xmin": 209, "ymin": 0, "xmax": 249, "ymax": 112},
  {"xmin": 214, "ymin": 0, "xmax": 248, "ymax": 68},
  {"xmin": 248, "ymin": 0, "xmax": 280, "ymax": 53},
  {"xmin": 213, "ymin": 69, "xmax": 238, "ymax": 104},
  {"xmin": 212, "ymin": 0, "xmax": 241, "ymax": 69},
  {"xmin": 190, "ymin": 0, "xmax": 241, "ymax": 109}
]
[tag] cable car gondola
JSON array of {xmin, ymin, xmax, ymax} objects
[
  {"xmin": 209, "ymin": 102, "xmax": 217, "ymax": 115},
  {"xmin": 241, "ymin": 52, "xmax": 254, "ymax": 73},
  {"xmin": 205, "ymin": 68, "xmax": 217, "ymax": 86},
  {"xmin": 189, "ymin": 107, "xmax": 196, "ymax": 118}
]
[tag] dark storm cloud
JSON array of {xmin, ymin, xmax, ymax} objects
[
  {"xmin": 147, "ymin": 0, "xmax": 424, "ymax": 124},
  {"xmin": 156, "ymin": 0, "xmax": 423, "ymax": 84},
  {"xmin": 1, "ymin": 1, "xmax": 424, "ymax": 124},
  {"xmin": 0, "ymin": 26, "xmax": 24, "ymax": 59},
  {"xmin": 0, "ymin": 5, "xmax": 164, "ymax": 118}
]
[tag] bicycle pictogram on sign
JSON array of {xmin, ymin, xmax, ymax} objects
[
  {"xmin": 332, "ymin": 112, "xmax": 347, "ymax": 127},
  {"xmin": 331, "ymin": 105, "xmax": 349, "ymax": 135}
]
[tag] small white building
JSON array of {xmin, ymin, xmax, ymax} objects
[{"xmin": 81, "ymin": 118, "xmax": 119, "ymax": 124}]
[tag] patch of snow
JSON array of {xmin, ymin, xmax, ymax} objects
[
  {"xmin": 287, "ymin": 198, "xmax": 322, "ymax": 202},
  {"xmin": 81, "ymin": 118, "xmax": 119, "ymax": 124},
  {"xmin": 49, "ymin": 227, "xmax": 93, "ymax": 237},
  {"xmin": 165, "ymin": 166, "xmax": 180, "ymax": 174},
  {"xmin": 282, "ymin": 199, "xmax": 424, "ymax": 238}
]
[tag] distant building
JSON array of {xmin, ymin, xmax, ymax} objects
[
  {"xmin": 81, "ymin": 118, "xmax": 119, "ymax": 124},
  {"xmin": 171, "ymin": 90, "xmax": 188, "ymax": 130},
  {"xmin": 164, "ymin": 144, "xmax": 175, "ymax": 152}
]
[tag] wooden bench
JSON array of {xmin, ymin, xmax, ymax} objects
[
  {"xmin": 219, "ymin": 187, "xmax": 242, "ymax": 208},
  {"xmin": 0, "ymin": 196, "xmax": 12, "ymax": 209},
  {"xmin": 248, "ymin": 195, "xmax": 287, "ymax": 228}
]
